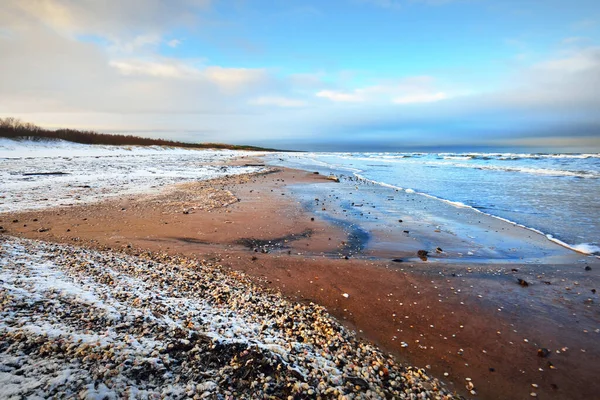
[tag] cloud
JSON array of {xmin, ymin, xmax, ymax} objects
[
  {"xmin": 477, "ymin": 46, "xmax": 600, "ymax": 117},
  {"xmin": 6, "ymin": 0, "xmax": 211, "ymax": 40},
  {"xmin": 0, "ymin": 25, "xmax": 269, "ymax": 118},
  {"xmin": 108, "ymin": 34, "xmax": 162, "ymax": 53},
  {"xmin": 202, "ymin": 67, "xmax": 268, "ymax": 92},
  {"xmin": 167, "ymin": 39, "xmax": 182, "ymax": 48},
  {"xmin": 109, "ymin": 59, "xmax": 204, "ymax": 79},
  {"xmin": 316, "ymin": 90, "xmax": 364, "ymax": 102},
  {"xmin": 534, "ymin": 47, "xmax": 600, "ymax": 73},
  {"xmin": 316, "ymin": 76, "xmax": 452, "ymax": 105},
  {"xmin": 310, "ymin": 45, "xmax": 600, "ymax": 148},
  {"xmin": 0, "ymin": 8, "xmax": 296, "ymax": 143},
  {"xmin": 392, "ymin": 92, "xmax": 447, "ymax": 104},
  {"xmin": 0, "ymin": 0, "xmax": 598, "ymax": 150},
  {"xmin": 109, "ymin": 59, "xmax": 267, "ymax": 91},
  {"xmin": 249, "ymin": 96, "xmax": 307, "ymax": 108}
]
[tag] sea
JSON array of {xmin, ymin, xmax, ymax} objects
[{"xmin": 267, "ymin": 151, "xmax": 600, "ymax": 256}]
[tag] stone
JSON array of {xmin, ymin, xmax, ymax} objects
[{"xmin": 537, "ymin": 348, "xmax": 550, "ymax": 358}]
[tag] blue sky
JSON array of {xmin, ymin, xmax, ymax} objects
[{"xmin": 1, "ymin": 0, "xmax": 600, "ymax": 150}]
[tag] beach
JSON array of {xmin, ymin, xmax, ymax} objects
[{"xmin": 1, "ymin": 144, "xmax": 599, "ymax": 399}]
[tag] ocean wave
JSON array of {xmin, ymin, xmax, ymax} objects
[
  {"xmin": 353, "ymin": 172, "xmax": 599, "ymax": 257},
  {"xmin": 545, "ymin": 236, "xmax": 600, "ymax": 256},
  {"xmin": 319, "ymin": 153, "xmax": 598, "ymax": 179},
  {"xmin": 442, "ymin": 156, "xmax": 474, "ymax": 160},
  {"xmin": 436, "ymin": 152, "xmax": 600, "ymax": 160},
  {"xmin": 446, "ymin": 163, "xmax": 599, "ymax": 179},
  {"xmin": 317, "ymin": 151, "xmax": 600, "ymax": 161},
  {"xmin": 374, "ymin": 159, "xmax": 596, "ymax": 178},
  {"xmin": 570, "ymin": 243, "xmax": 600, "ymax": 255}
]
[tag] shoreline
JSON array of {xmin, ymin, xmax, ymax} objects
[
  {"xmin": 2, "ymin": 165, "xmax": 599, "ymax": 399},
  {"xmin": 265, "ymin": 152, "xmax": 600, "ymax": 258},
  {"xmin": 352, "ymin": 172, "xmax": 599, "ymax": 258}
]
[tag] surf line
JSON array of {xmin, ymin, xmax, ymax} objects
[{"xmin": 352, "ymin": 172, "xmax": 600, "ymax": 258}]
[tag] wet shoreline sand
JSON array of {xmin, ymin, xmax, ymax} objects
[{"xmin": 2, "ymin": 166, "xmax": 599, "ymax": 399}]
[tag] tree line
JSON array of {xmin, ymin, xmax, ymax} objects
[{"xmin": 0, "ymin": 117, "xmax": 278, "ymax": 151}]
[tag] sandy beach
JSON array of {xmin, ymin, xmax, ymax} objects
[
  {"xmin": 4, "ymin": 1, "xmax": 600, "ymax": 398},
  {"xmin": 2, "ymin": 157, "xmax": 599, "ymax": 399}
]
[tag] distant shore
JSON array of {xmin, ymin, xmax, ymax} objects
[{"xmin": 0, "ymin": 117, "xmax": 284, "ymax": 151}]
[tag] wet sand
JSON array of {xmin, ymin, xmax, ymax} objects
[{"xmin": 2, "ymin": 167, "xmax": 599, "ymax": 399}]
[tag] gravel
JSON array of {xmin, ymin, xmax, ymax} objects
[{"xmin": 0, "ymin": 235, "xmax": 461, "ymax": 399}]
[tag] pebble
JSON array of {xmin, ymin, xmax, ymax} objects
[{"xmin": 0, "ymin": 237, "xmax": 460, "ymax": 399}]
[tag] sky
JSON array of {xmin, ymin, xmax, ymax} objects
[{"xmin": 1, "ymin": 0, "xmax": 600, "ymax": 151}]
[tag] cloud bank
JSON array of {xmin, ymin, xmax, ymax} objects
[{"xmin": 0, "ymin": 0, "xmax": 598, "ymax": 151}]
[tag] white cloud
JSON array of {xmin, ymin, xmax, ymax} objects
[
  {"xmin": 108, "ymin": 59, "xmax": 267, "ymax": 92},
  {"xmin": 316, "ymin": 76, "xmax": 452, "ymax": 104},
  {"xmin": 488, "ymin": 46, "xmax": 600, "ymax": 114},
  {"xmin": 7, "ymin": 0, "xmax": 211, "ymax": 40},
  {"xmin": 392, "ymin": 92, "xmax": 448, "ymax": 104},
  {"xmin": 109, "ymin": 59, "xmax": 203, "ymax": 79},
  {"xmin": 203, "ymin": 67, "xmax": 268, "ymax": 91},
  {"xmin": 1, "ymin": 0, "xmax": 598, "ymax": 148},
  {"xmin": 109, "ymin": 34, "xmax": 162, "ymax": 53},
  {"xmin": 316, "ymin": 90, "xmax": 364, "ymax": 102},
  {"xmin": 167, "ymin": 39, "xmax": 182, "ymax": 48},
  {"xmin": 0, "ymin": 24, "xmax": 272, "ymax": 121},
  {"xmin": 249, "ymin": 96, "xmax": 307, "ymax": 108},
  {"xmin": 535, "ymin": 47, "xmax": 600, "ymax": 73}
]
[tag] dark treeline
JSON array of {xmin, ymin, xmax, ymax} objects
[{"xmin": 0, "ymin": 117, "xmax": 280, "ymax": 151}]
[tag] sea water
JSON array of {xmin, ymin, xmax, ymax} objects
[{"xmin": 268, "ymin": 152, "xmax": 600, "ymax": 255}]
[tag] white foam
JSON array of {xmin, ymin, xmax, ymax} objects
[
  {"xmin": 437, "ymin": 152, "xmax": 600, "ymax": 160},
  {"xmin": 444, "ymin": 162, "xmax": 599, "ymax": 179},
  {"xmin": 443, "ymin": 156, "xmax": 473, "ymax": 160},
  {"xmin": 570, "ymin": 243, "xmax": 600, "ymax": 255},
  {"xmin": 275, "ymin": 152, "xmax": 600, "ymax": 258},
  {"xmin": 353, "ymin": 173, "xmax": 597, "ymax": 257},
  {"xmin": 309, "ymin": 152, "xmax": 599, "ymax": 179},
  {"xmin": 545, "ymin": 236, "xmax": 600, "ymax": 255}
]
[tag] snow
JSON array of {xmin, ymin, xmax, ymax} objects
[
  {"xmin": 0, "ymin": 237, "xmax": 346, "ymax": 397},
  {"xmin": 0, "ymin": 138, "xmax": 265, "ymax": 213}
]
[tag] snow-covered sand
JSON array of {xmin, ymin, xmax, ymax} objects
[
  {"xmin": 0, "ymin": 236, "xmax": 457, "ymax": 399},
  {"xmin": 0, "ymin": 139, "xmax": 264, "ymax": 213},
  {"xmin": 0, "ymin": 140, "xmax": 460, "ymax": 398}
]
